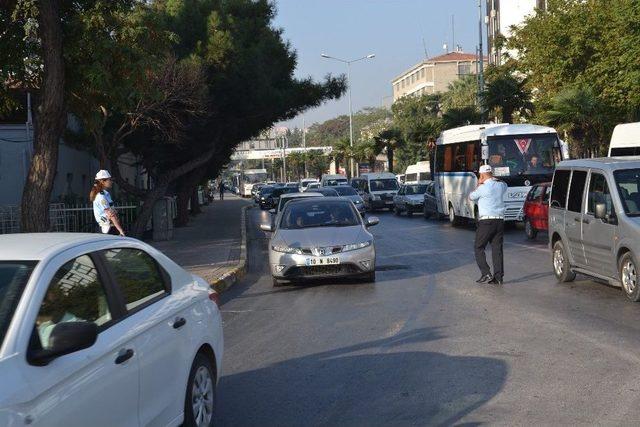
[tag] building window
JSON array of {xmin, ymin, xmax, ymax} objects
[
  {"xmin": 457, "ymin": 62, "xmax": 472, "ymax": 75},
  {"xmin": 421, "ymin": 68, "xmax": 425, "ymax": 78}
]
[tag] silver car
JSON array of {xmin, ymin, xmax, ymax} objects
[
  {"xmin": 260, "ymin": 198, "xmax": 379, "ymax": 286},
  {"xmin": 393, "ymin": 183, "xmax": 429, "ymax": 216},
  {"xmin": 549, "ymin": 158, "xmax": 640, "ymax": 302},
  {"xmin": 332, "ymin": 185, "xmax": 366, "ymax": 216}
]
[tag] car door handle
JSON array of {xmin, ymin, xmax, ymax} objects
[
  {"xmin": 115, "ymin": 348, "xmax": 134, "ymax": 365},
  {"xmin": 574, "ymin": 217, "xmax": 581, "ymax": 223},
  {"xmin": 173, "ymin": 317, "xmax": 186, "ymax": 329}
]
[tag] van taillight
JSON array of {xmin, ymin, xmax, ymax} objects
[{"xmin": 209, "ymin": 291, "xmax": 220, "ymax": 307}]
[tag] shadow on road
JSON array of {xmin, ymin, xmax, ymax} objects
[{"xmin": 216, "ymin": 327, "xmax": 507, "ymax": 426}]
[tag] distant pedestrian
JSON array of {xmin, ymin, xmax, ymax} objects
[
  {"xmin": 90, "ymin": 170, "xmax": 126, "ymax": 236},
  {"xmin": 219, "ymin": 182, "xmax": 225, "ymax": 200},
  {"xmin": 469, "ymin": 165, "xmax": 507, "ymax": 285}
]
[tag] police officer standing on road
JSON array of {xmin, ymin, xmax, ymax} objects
[
  {"xmin": 90, "ymin": 170, "xmax": 126, "ymax": 236},
  {"xmin": 218, "ymin": 181, "xmax": 225, "ymax": 200},
  {"xmin": 469, "ymin": 165, "xmax": 507, "ymax": 285}
]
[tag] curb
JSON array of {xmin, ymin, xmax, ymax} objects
[{"xmin": 210, "ymin": 204, "xmax": 250, "ymax": 293}]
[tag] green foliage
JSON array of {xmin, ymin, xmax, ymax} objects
[
  {"xmin": 305, "ymin": 107, "xmax": 391, "ymax": 147},
  {"xmin": 481, "ymin": 65, "xmax": 532, "ymax": 124},
  {"xmin": 305, "ymin": 150, "xmax": 330, "ymax": 179},
  {"xmin": 441, "ymin": 74, "xmax": 478, "ymax": 111}
]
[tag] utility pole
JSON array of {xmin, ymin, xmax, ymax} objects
[
  {"xmin": 281, "ymin": 135, "xmax": 288, "ymax": 182},
  {"xmin": 302, "ymin": 117, "xmax": 307, "ymax": 178},
  {"xmin": 478, "ymin": 0, "xmax": 485, "ymax": 121}
]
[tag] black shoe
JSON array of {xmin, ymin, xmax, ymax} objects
[
  {"xmin": 488, "ymin": 277, "xmax": 503, "ymax": 285},
  {"xmin": 476, "ymin": 274, "xmax": 493, "ymax": 284}
]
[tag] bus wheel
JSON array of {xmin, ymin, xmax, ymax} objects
[{"xmin": 448, "ymin": 204, "xmax": 460, "ymax": 226}]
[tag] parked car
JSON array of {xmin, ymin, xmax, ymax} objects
[
  {"xmin": 251, "ymin": 183, "xmax": 265, "ymax": 199},
  {"xmin": 332, "ymin": 185, "xmax": 366, "ymax": 216},
  {"xmin": 306, "ymin": 182, "xmax": 321, "ymax": 191},
  {"xmin": 393, "ymin": 183, "xmax": 428, "ymax": 216},
  {"xmin": 261, "ymin": 198, "xmax": 379, "ymax": 286},
  {"xmin": 423, "ymin": 181, "xmax": 441, "ymax": 220},
  {"xmin": 285, "ymin": 182, "xmax": 299, "ymax": 188},
  {"xmin": 257, "ymin": 185, "xmax": 276, "ymax": 207},
  {"xmin": 549, "ymin": 158, "xmax": 640, "ymax": 301},
  {"xmin": 523, "ymin": 182, "xmax": 551, "ymax": 239},
  {"xmin": 0, "ymin": 233, "xmax": 222, "ymax": 427}
]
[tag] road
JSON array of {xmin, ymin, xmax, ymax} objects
[{"xmin": 215, "ymin": 207, "xmax": 640, "ymax": 425}]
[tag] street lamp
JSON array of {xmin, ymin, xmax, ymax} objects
[{"xmin": 321, "ymin": 52, "xmax": 375, "ymax": 178}]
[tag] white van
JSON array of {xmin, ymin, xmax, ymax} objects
[
  {"xmin": 299, "ymin": 178, "xmax": 319, "ymax": 192},
  {"xmin": 351, "ymin": 172, "xmax": 400, "ymax": 211},
  {"xmin": 609, "ymin": 122, "xmax": 640, "ymax": 156},
  {"xmin": 404, "ymin": 161, "xmax": 431, "ymax": 184},
  {"xmin": 321, "ymin": 174, "xmax": 348, "ymax": 187}
]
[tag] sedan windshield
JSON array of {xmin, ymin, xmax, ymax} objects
[
  {"xmin": 0, "ymin": 261, "xmax": 37, "ymax": 347},
  {"xmin": 405, "ymin": 184, "xmax": 428, "ymax": 195},
  {"xmin": 370, "ymin": 179, "xmax": 399, "ymax": 191},
  {"xmin": 333, "ymin": 186, "xmax": 358, "ymax": 196},
  {"xmin": 614, "ymin": 169, "xmax": 640, "ymax": 216},
  {"xmin": 280, "ymin": 201, "xmax": 360, "ymax": 229}
]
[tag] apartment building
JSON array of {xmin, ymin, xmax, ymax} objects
[
  {"xmin": 487, "ymin": 0, "xmax": 548, "ymax": 65},
  {"xmin": 391, "ymin": 51, "xmax": 487, "ymax": 102}
]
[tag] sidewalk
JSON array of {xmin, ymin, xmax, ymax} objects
[{"xmin": 151, "ymin": 194, "xmax": 251, "ymax": 290}]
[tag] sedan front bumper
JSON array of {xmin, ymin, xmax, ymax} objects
[{"xmin": 269, "ymin": 245, "xmax": 376, "ymax": 280}]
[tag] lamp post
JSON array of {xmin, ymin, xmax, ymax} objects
[{"xmin": 321, "ymin": 52, "xmax": 375, "ymax": 178}]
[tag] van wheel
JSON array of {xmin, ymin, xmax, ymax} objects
[
  {"xmin": 552, "ymin": 240, "xmax": 576, "ymax": 282},
  {"xmin": 393, "ymin": 206, "xmax": 401, "ymax": 216},
  {"xmin": 423, "ymin": 206, "xmax": 431, "ymax": 219},
  {"xmin": 184, "ymin": 353, "xmax": 216, "ymax": 427},
  {"xmin": 525, "ymin": 218, "xmax": 538, "ymax": 239},
  {"xmin": 448, "ymin": 204, "xmax": 460, "ymax": 226},
  {"xmin": 619, "ymin": 252, "xmax": 640, "ymax": 302}
]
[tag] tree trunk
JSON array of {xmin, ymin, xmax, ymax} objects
[
  {"xmin": 129, "ymin": 181, "xmax": 169, "ymax": 238},
  {"xmin": 175, "ymin": 167, "xmax": 206, "ymax": 227},
  {"xmin": 503, "ymin": 108, "xmax": 514, "ymax": 124},
  {"xmin": 190, "ymin": 188, "xmax": 201, "ymax": 215},
  {"xmin": 175, "ymin": 188, "xmax": 190, "ymax": 227},
  {"xmin": 387, "ymin": 147, "xmax": 394, "ymax": 173},
  {"xmin": 20, "ymin": 0, "xmax": 66, "ymax": 232}
]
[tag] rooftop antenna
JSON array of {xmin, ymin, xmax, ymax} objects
[
  {"xmin": 451, "ymin": 15, "xmax": 455, "ymax": 53},
  {"xmin": 422, "ymin": 37, "xmax": 429, "ymax": 59}
]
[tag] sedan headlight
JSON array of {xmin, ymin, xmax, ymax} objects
[
  {"xmin": 272, "ymin": 245, "xmax": 304, "ymax": 255},
  {"xmin": 354, "ymin": 199, "xmax": 362, "ymax": 204},
  {"xmin": 342, "ymin": 240, "xmax": 372, "ymax": 252}
]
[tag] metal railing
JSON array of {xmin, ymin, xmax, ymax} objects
[{"xmin": 0, "ymin": 202, "xmax": 140, "ymax": 234}]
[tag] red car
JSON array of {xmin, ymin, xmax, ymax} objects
[{"xmin": 523, "ymin": 182, "xmax": 551, "ymax": 239}]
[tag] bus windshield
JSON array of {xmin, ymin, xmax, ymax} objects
[{"xmin": 487, "ymin": 134, "xmax": 561, "ymax": 177}]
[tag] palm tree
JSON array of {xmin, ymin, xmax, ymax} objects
[
  {"xmin": 286, "ymin": 151, "xmax": 306, "ymax": 180},
  {"xmin": 482, "ymin": 67, "xmax": 532, "ymax": 123},
  {"xmin": 331, "ymin": 138, "xmax": 352, "ymax": 177},
  {"xmin": 374, "ymin": 128, "xmax": 404, "ymax": 173},
  {"xmin": 442, "ymin": 106, "xmax": 481, "ymax": 130},
  {"xmin": 354, "ymin": 139, "xmax": 381, "ymax": 172},
  {"xmin": 545, "ymin": 85, "xmax": 606, "ymax": 157}
]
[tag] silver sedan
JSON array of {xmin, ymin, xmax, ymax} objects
[{"xmin": 260, "ymin": 197, "xmax": 378, "ymax": 286}]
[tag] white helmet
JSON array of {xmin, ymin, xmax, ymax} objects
[{"xmin": 95, "ymin": 170, "xmax": 112, "ymax": 180}]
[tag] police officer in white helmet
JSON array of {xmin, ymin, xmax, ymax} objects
[{"xmin": 90, "ymin": 170, "xmax": 126, "ymax": 236}]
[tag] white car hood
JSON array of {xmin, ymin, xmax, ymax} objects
[{"xmin": 276, "ymin": 225, "xmax": 368, "ymax": 248}]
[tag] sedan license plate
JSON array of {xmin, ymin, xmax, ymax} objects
[
  {"xmin": 385, "ymin": 201, "xmax": 394, "ymax": 205},
  {"xmin": 305, "ymin": 257, "xmax": 340, "ymax": 266}
]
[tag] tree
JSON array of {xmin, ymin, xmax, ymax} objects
[
  {"xmin": 331, "ymin": 138, "xmax": 352, "ymax": 177},
  {"xmin": 442, "ymin": 106, "xmax": 481, "ymax": 130},
  {"xmin": 481, "ymin": 65, "xmax": 532, "ymax": 124},
  {"xmin": 544, "ymin": 85, "xmax": 608, "ymax": 157},
  {"xmin": 441, "ymin": 74, "xmax": 479, "ymax": 111},
  {"xmin": 306, "ymin": 150, "xmax": 329, "ymax": 179}
]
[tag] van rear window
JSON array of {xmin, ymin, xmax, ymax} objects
[{"xmin": 551, "ymin": 170, "xmax": 570, "ymax": 209}]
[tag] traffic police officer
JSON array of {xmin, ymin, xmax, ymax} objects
[
  {"xmin": 469, "ymin": 165, "xmax": 507, "ymax": 285},
  {"xmin": 90, "ymin": 170, "xmax": 126, "ymax": 236}
]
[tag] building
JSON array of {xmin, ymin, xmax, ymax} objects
[
  {"xmin": 391, "ymin": 51, "xmax": 488, "ymax": 102},
  {"xmin": 486, "ymin": 0, "xmax": 548, "ymax": 65}
]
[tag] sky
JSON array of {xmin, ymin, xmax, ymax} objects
[{"xmin": 273, "ymin": 0, "xmax": 483, "ymax": 128}]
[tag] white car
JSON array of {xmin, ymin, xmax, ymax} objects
[{"xmin": 0, "ymin": 233, "xmax": 223, "ymax": 427}]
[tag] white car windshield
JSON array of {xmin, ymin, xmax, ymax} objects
[
  {"xmin": 0, "ymin": 261, "xmax": 37, "ymax": 347},
  {"xmin": 333, "ymin": 186, "xmax": 358, "ymax": 196},
  {"xmin": 280, "ymin": 201, "xmax": 360, "ymax": 229}
]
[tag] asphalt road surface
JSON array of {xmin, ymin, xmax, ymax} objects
[{"xmin": 215, "ymin": 207, "xmax": 640, "ymax": 426}]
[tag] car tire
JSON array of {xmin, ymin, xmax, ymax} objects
[
  {"xmin": 423, "ymin": 206, "xmax": 431, "ymax": 219},
  {"xmin": 363, "ymin": 271, "xmax": 376, "ymax": 283},
  {"xmin": 184, "ymin": 353, "xmax": 216, "ymax": 427},
  {"xmin": 525, "ymin": 218, "xmax": 538, "ymax": 240},
  {"xmin": 393, "ymin": 206, "xmax": 401, "ymax": 216},
  {"xmin": 552, "ymin": 240, "xmax": 576, "ymax": 283},
  {"xmin": 619, "ymin": 252, "xmax": 640, "ymax": 302},
  {"xmin": 273, "ymin": 277, "xmax": 285, "ymax": 287}
]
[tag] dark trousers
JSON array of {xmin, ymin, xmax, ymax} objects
[
  {"xmin": 219, "ymin": 190, "xmax": 224, "ymax": 200},
  {"xmin": 474, "ymin": 219, "xmax": 504, "ymax": 280}
]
